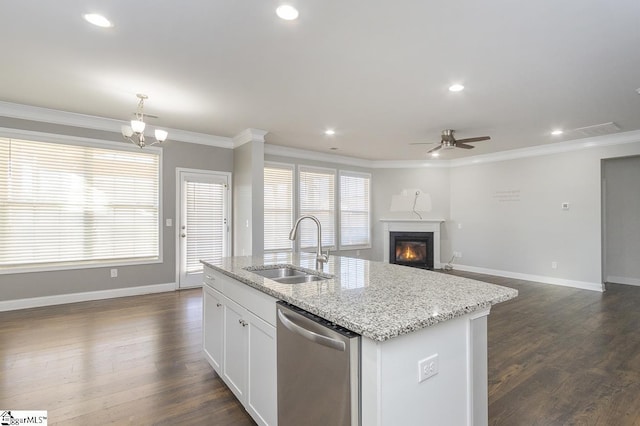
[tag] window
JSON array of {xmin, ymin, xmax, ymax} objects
[
  {"xmin": 0, "ymin": 137, "xmax": 160, "ymax": 272},
  {"xmin": 298, "ymin": 166, "xmax": 336, "ymax": 250},
  {"xmin": 339, "ymin": 171, "xmax": 371, "ymax": 248},
  {"xmin": 264, "ymin": 163, "xmax": 294, "ymax": 251}
]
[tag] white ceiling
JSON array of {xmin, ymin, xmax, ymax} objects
[{"xmin": 1, "ymin": 0, "xmax": 639, "ymax": 160}]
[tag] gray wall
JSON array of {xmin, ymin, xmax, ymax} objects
[
  {"xmin": 603, "ymin": 155, "xmax": 640, "ymax": 285},
  {"xmin": 370, "ymin": 167, "xmax": 451, "ymax": 262},
  {"xmin": 0, "ymin": 118, "xmax": 233, "ymax": 300},
  {"xmin": 233, "ymin": 141, "xmax": 264, "ymax": 256}
]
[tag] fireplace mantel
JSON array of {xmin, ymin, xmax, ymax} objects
[{"xmin": 380, "ymin": 219, "xmax": 445, "ymax": 269}]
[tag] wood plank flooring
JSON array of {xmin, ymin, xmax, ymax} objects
[
  {"xmin": 1, "ymin": 272, "xmax": 639, "ymax": 425},
  {"xmin": 0, "ymin": 290, "xmax": 255, "ymax": 425},
  {"xmin": 445, "ymin": 270, "xmax": 640, "ymax": 426}
]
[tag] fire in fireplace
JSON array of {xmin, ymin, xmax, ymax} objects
[{"xmin": 389, "ymin": 231, "xmax": 434, "ymax": 269}]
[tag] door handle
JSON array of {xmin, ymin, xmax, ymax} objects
[
  {"xmin": 277, "ymin": 309, "xmax": 345, "ymax": 352},
  {"xmin": 181, "ymin": 233, "xmax": 186, "ymax": 238}
]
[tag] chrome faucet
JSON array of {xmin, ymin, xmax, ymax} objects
[{"xmin": 289, "ymin": 215, "xmax": 330, "ymax": 270}]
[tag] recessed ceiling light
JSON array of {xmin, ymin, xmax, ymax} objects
[
  {"xmin": 324, "ymin": 129, "xmax": 335, "ymax": 136},
  {"xmin": 448, "ymin": 84, "xmax": 464, "ymax": 92},
  {"xmin": 83, "ymin": 13, "xmax": 113, "ymax": 28},
  {"xmin": 330, "ymin": 147, "xmax": 338, "ymax": 151},
  {"xmin": 551, "ymin": 129, "xmax": 564, "ymax": 136},
  {"xmin": 276, "ymin": 5, "xmax": 299, "ymax": 20},
  {"xmin": 431, "ymin": 152, "xmax": 440, "ymax": 158}
]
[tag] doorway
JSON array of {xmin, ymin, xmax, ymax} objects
[
  {"xmin": 602, "ymin": 155, "xmax": 640, "ymax": 287},
  {"xmin": 177, "ymin": 169, "xmax": 231, "ymax": 288}
]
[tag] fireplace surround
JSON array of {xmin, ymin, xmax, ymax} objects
[{"xmin": 381, "ymin": 219, "xmax": 444, "ymax": 269}]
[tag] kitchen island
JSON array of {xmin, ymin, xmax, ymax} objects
[{"xmin": 201, "ymin": 253, "xmax": 517, "ymax": 426}]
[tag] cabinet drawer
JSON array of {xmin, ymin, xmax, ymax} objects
[
  {"xmin": 203, "ymin": 265, "xmax": 277, "ymax": 327},
  {"xmin": 203, "ymin": 266, "xmax": 224, "ymax": 292}
]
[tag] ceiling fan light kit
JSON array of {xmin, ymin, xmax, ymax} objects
[
  {"xmin": 121, "ymin": 94, "xmax": 168, "ymax": 148},
  {"xmin": 410, "ymin": 129, "xmax": 491, "ymax": 156}
]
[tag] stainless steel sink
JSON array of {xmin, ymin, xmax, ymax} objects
[{"xmin": 246, "ymin": 266, "xmax": 330, "ymax": 284}]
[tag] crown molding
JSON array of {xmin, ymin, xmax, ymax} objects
[
  {"xmin": 265, "ymin": 143, "xmax": 374, "ymax": 168},
  {"xmin": 266, "ymin": 130, "xmax": 640, "ymax": 169},
  {"xmin": 0, "ymin": 100, "xmax": 234, "ymax": 149},
  {"xmin": 2, "ymin": 101, "xmax": 639, "ymax": 167},
  {"xmin": 446, "ymin": 129, "xmax": 640, "ymax": 168},
  {"xmin": 233, "ymin": 128, "xmax": 268, "ymax": 148}
]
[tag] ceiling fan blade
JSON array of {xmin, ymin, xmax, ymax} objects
[
  {"xmin": 456, "ymin": 143, "xmax": 475, "ymax": 149},
  {"xmin": 427, "ymin": 145, "xmax": 442, "ymax": 154},
  {"xmin": 456, "ymin": 136, "xmax": 490, "ymax": 143}
]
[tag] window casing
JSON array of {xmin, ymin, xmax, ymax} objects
[
  {"xmin": 339, "ymin": 171, "xmax": 371, "ymax": 249},
  {"xmin": 0, "ymin": 137, "xmax": 161, "ymax": 273},
  {"xmin": 264, "ymin": 163, "xmax": 294, "ymax": 252}
]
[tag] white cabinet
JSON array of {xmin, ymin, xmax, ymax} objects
[
  {"xmin": 202, "ymin": 266, "xmax": 277, "ymax": 426},
  {"xmin": 202, "ymin": 285, "xmax": 223, "ymax": 371},
  {"xmin": 222, "ymin": 296, "xmax": 248, "ymax": 401},
  {"xmin": 246, "ymin": 311, "xmax": 277, "ymax": 425}
]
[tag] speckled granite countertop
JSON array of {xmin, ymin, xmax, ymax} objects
[{"xmin": 201, "ymin": 253, "xmax": 517, "ymax": 342}]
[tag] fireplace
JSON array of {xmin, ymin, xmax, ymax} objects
[{"xmin": 389, "ymin": 231, "xmax": 434, "ymax": 270}]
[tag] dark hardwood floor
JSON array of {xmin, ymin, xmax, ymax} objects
[
  {"xmin": 446, "ymin": 270, "xmax": 640, "ymax": 426},
  {"xmin": 0, "ymin": 289, "xmax": 255, "ymax": 425},
  {"xmin": 1, "ymin": 272, "xmax": 639, "ymax": 425}
]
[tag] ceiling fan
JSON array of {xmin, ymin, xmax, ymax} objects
[{"xmin": 411, "ymin": 129, "xmax": 491, "ymax": 155}]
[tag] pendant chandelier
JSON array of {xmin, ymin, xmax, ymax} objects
[{"xmin": 121, "ymin": 94, "xmax": 168, "ymax": 148}]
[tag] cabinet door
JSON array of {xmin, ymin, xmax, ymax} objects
[
  {"xmin": 246, "ymin": 311, "xmax": 277, "ymax": 426},
  {"xmin": 202, "ymin": 285, "xmax": 224, "ymax": 372},
  {"xmin": 223, "ymin": 296, "xmax": 248, "ymax": 403}
]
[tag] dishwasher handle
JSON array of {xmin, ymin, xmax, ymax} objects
[{"xmin": 277, "ymin": 308, "xmax": 346, "ymax": 352}]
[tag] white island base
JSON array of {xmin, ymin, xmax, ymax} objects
[{"xmin": 361, "ymin": 308, "xmax": 489, "ymax": 426}]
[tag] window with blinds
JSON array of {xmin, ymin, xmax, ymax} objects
[
  {"xmin": 339, "ymin": 171, "xmax": 371, "ymax": 248},
  {"xmin": 264, "ymin": 163, "xmax": 294, "ymax": 252},
  {"xmin": 184, "ymin": 179, "xmax": 226, "ymax": 273},
  {"xmin": 298, "ymin": 166, "xmax": 336, "ymax": 250},
  {"xmin": 0, "ymin": 137, "xmax": 160, "ymax": 272}
]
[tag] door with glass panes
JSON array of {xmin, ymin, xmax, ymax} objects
[{"xmin": 178, "ymin": 169, "xmax": 230, "ymax": 288}]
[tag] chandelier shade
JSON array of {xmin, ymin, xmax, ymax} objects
[{"xmin": 121, "ymin": 94, "xmax": 168, "ymax": 148}]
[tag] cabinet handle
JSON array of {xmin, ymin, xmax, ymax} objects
[
  {"xmin": 216, "ymin": 303, "xmax": 222, "ymax": 307},
  {"xmin": 205, "ymin": 274, "xmax": 214, "ymax": 280},
  {"xmin": 239, "ymin": 319, "xmax": 248, "ymax": 327}
]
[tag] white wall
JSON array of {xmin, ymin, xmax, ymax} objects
[
  {"xmin": 449, "ymin": 140, "xmax": 640, "ymax": 290},
  {"xmin": 370, "ymin": 137, "xmax": 640, "ymax": 291},
  {"xmin": 371, "ymin": 167, "xmax": 451, "ymax": 262}
]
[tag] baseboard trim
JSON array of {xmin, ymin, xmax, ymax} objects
[
  {"xmin": 453, "ymin": 264, "xmax": 603, "ymax": 292},
  {"xmin": 606, "ymin": 276, "xmax": 640, "ymax": 287},
  {"xmin": 0, "ymin": 283, "xmax": 176, "ymax": 312}
]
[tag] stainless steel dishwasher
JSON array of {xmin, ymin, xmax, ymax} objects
[{"xmin": 276, "ymin": 301, "xmax": 360, "ymax": 426}]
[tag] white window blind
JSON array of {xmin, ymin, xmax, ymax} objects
[
  {"xmin": 340, "ymin": 171, "xmax": 371, "ymax": 248},
  {"xmin": 298, "ymin": 166, "xmax": 335, "ymax": 249},
  {"xmin": 264, "ymin": 164, "xmax": 294, "ymax": 252},
  {"xmin": 0, "ymin": 138, "xmax": 160, "ymax": 271},
  {"xmin": 185, "ymin": 179, "xmax": 225, "ymax": 273}
]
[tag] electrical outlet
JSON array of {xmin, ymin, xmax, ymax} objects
[
  {"xmin": 457, "ymin": 223, "xmax": 463, "ymax": 229},
  {"xmin": 551, "ymin": 261, "xmax": 558, "ymax": 269},
  {"xmin": 561, "ymin": 202, "xmax": 570, "ymax": 210},
  {"xmin": 418, "ymin": 354, "xmax": 439, "ymax": 383},
  {"xmin": 110, "ymin": 268, "xmax": 118, "ymax": 278},
  {"xmin": 165, "ymin": 218, "xmax": 173, "ymax": 227}
]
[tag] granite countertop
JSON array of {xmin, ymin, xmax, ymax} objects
[{"xmin": 201, "ymin": 253, "xmax": 517, "ymax": 342}]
